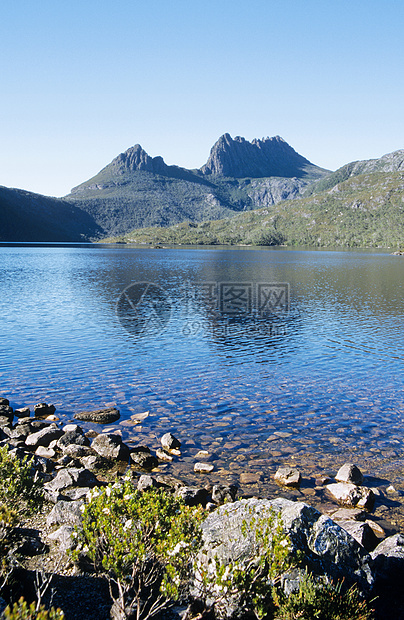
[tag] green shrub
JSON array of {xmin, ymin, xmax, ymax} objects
[
  {"xmin": 273, "ymin": 572, "xmax": 375, "ymax": 620},
  {"xmin": 74, "ymin": 484, "xmax": 204, "ymax": 620},
  {"xmin": 3, "ymin": 597, "xmax": 64, "ymax": 620},
  {"xmin": 0, "ymin": 447, "xmax": 43, "ymax": 517}
]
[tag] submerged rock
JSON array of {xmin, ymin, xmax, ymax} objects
[
  {"xmin": 274, "ymin": 465, "xmax": 301, "ymax": 488},
  {"xmin": 74, "ymin": 407, "xmax": 120, "ymax": 424}
]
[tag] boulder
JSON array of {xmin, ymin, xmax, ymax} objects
[
  {"xmin": 25, "ymin": 425, "xmax": 64, "ymax": 449},
  {"xmin": 130, "ymin": 446, "xmax": 158, "ymax": 470},
  {"xmin": 57, "ymin": 430, "xmax": 90, "ymax": 450},
  {"xmin": 371, "ymin": 534, "xmax": 404, "ymax": 580},
  {"xmin": 74, "ymin": 407, "xmax": 120, "ymax": 424},
  {"xmin": 274, "ymin": 465, "xmax": 301, "ymax": 488},
  {"xmin": 161, "ymin": 432, "xmax": 181, "ymax": 451},
  {"xmin": 335, "ymin": 463, "xmax": 364, "ymax": 485},
  {"xmin": 211, "ymin": 484, "xmax": 238, "ymax": 505},
  {"xmin": 0, "ymin": 398, "xmax": 10, "ymax": 407},
  {"xmin": 43, "ymin": 467, "xmax": 98, "ymax": 502},
  {"xmin": 176, "ymin": 486, "xmax": 209, "ymax": 507},
  {"xmin": 14, "ymin": 407, "xmax": 30, "ymax": 418},
  {"xmin": 91, "ymin": 433, "xmax": 129, "ymax": 462},
  {"xmin": 46, "ymin": 500, "xmax": 84, "ymax": 527},
  {"xmin": 63, "ymin": 445, "xmax": 93, "ymax": 459},
  {"xmin": 0, "ymin": 405, "xmax": 14, "ymax": 421},
  {"xmin": 34, "ymin": 403, "xmax": 56, "ymax": 417},
  {"xmin": 80, "ymin": 455, "xmax": 108, "ymax": 471},
  {"xmin": 337, "ymin": 520, "xmax": 379, "ymax": 552},
  {"xmin": 48, "ymin": 525, "xmax": 75, "ymax": 553},
  {"xmin": 193, "ymin": 498, "xmax": 374, "ymax": 617},
  {"xmin": 326, "ymin": 482, "xmax": 375, "ymax": 510}
]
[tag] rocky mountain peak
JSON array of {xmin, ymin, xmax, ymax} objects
[
  {"xmin": 200, "ymin": 133, "xmax": 317, "ymax": 179},
  {"xmin": 110, "ymin": 145, "xmax": 168, "ymax": 175}
]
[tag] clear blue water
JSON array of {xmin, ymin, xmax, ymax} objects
[{"xmin": 1, "ymin": 244, "xmax": 404, "ymax": 502}]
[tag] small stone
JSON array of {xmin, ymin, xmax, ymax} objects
[
  {"xmin": 156, "ymin": 448, "xmax": 173, "ymax": 462},
  {"xmin": 315, "ymin": 475, "xmax": 332, "ymax": 486},
  {"xmin": 335, "ymin": 463, "xmax": 364, "ymax": 486},
  {"xmin": 161, "ymin": 432, "xmax": 181, "ymax": 451},
  {"xmin": 34, "ymin": 403, "xmax": 56, "ymax": 418},
  {"xmin": 14, "ymin": 407, "xmax": 30, "ymax": 418},
  {"xmin": 386, "ymin": 485, "xmax": 398, "ymax": 494},
  {"xmin": 194, "ymin": 462, "xmax": 214, "ymax": 473},
  {"xmin": 63, "ymin": 424, "xmax": 82, "ymax": 433},
  {"xmin": 274, "ymin": 466, "xmax": 301, "ymax": 488}
]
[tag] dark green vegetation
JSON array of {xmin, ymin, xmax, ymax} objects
[
  {"xmin": 1, "ymin": 134, "xmax": 403, "ymax": 246},
  {"xmin": 0, "ymin": 186, "xmax": 102, "ymax": 242}
]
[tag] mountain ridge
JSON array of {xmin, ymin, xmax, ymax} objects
[{"xmin": 1, "ymin": 135, "xmax": 403, "ymax": 244}]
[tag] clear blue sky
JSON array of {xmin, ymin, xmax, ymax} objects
[{"xmin": 1, "ymin": 0, "xmax": 403, "ymax": 197}]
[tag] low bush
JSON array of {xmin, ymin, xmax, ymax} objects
[
  {"xmin": 74, "ymin": 484, "xmax": 204, "ymax": 620},
  {"xmin": 0, "ymin": 447, "xmax": 43, "ymax": 517},
  {"xmin": 3, "ymin": 597, "xmax": 64, "ymax": 620}
]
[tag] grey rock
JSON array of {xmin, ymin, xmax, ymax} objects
[
  {"xmin": 0, "ymin": 398, "xmax": 10, "ymax": 407},
  {"xmin": 91, "ymin": 433, "xmax": 130, "ymax": 461},
  {"xmin": 48, "ymin": 525, "xmax": 76, "ymax": 553},
  {"xmin": 14, "ymin": 407, "xmax": 30, "ymax": 418},
  {"xmin": 34, "ymin": 403, "xmax": 56, "ymax": 417},
  {"xmin": 274, "ymin": 466, "xmax": 301, "ymax": 488},
  {"xmin": 211, "ymin": 484, "xmax": 238, "ymax": 505},
  {"xmin": 0, "ymin": 416, "xmax": 12, "ymax": 428},
  {"xmin": 337, "ymin": 520, "xmax": 379, "ymax": 552},
  {"xmin": 44, "ymin": 467, "xmax": 98, "ymax": 497},
  {"xmin": 80, "ymin": 454, "xmax": 108, "ymax": 471},
  {"xmin": 0, "ymin": 405, "xmax": 14, "ymax": 421},
  {"xmin": 57, "ymin": 430, "xmax": 90, "ymax": 450},
  {"xmin": 335, "ymin": 463, "xmax": 364, "ymax": 485},
  {"xmin": 46, "ymin": 500, "xmax": 84, "ymax": 527},
  {"xmin": 156, "ymin": 448, "xmax": 173, "ymax": 462},
  {"xmin": 63, "ymin": 444, "xmax": 93, "ymax": 459},
  {"xmin": 193, "ymin": 498, "xmax": 374, "ymax": 617},
  {"xmin": 194, "ymin": 462, "xmax": 214, "ymax": 473},
  {"xmin": 25, "ymin": 425, "xmax": 64, "ymax": 449},
  {"xmin": 326, "ymin": 482, "xmax": 375, "ymax": 510},
  {"xmin": 137, "ymin": 475, "xmax": 158, "ymax": 492},
  {"xmin": 371, "ymin": 534, "xmax": 404, "ymax": 580},
  {"xmin": 74, "ymin": 407, "xmax": 120, "ymax": 424},
  {"xmin": 161, "ymin": 432, "xmax": 181, "ymax": 451},
  {"xmin": 176, "ymin": 486, "xmax": 209, "ymax": 507},
  {"xmin": 35, "ymin": 446, "xmax": 56, "ymax": 459},
  {"xmin": 130, "ymin": 446, "xmax": 158, "ymax": 470},
  {"xmin": 63, "ymin": 486, "xmax": 93, "ymax": 501}
]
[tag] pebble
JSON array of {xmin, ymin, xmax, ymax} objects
[{"xmin": 194, "ymin": 462, "xmax": 214, "ymax": 473}]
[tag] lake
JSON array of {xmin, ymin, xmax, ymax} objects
[{"xmin": 1, "ymin": 244, "xmax": 404, "ymax": 522}]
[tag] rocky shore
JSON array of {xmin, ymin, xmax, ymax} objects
[{"xmin": 1, "ymin": 396, "xmax": 404, "ymax": 619}]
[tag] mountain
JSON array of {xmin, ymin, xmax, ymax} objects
[
  {"xmin": 0, "ymin": 185, "xmax": 102, "ymax": 242},
  {"xmin": 200, "ymin": 133, "xmax": 327, "ymax": 179},
  {"xmin": 64, "ymin": 135, "xmax": 328, "ymax": 236}
]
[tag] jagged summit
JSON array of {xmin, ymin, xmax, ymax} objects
[
  {"xmin": 108, "ymin": 144, "xmax": 169, "ymax": 175},
  {"xmin": 200, "ymin": 133, "xmax": 323, "ymax": 179}
]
